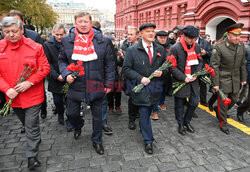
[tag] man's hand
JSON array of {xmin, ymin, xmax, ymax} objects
[
  {"xmin": 118, "ymin": 49, "xmax": 124, "ymax": 59},
  {"xmin": 66, "ymin": 75, "xmax": 76, "ymax": 84},
  {"xmin": 141, "ymin": 77, "xmax": 150, "ymax": 86},
  {"xmin": 213, "ymin": 86, "xmax": 219, "ymax": 91},
  {"xmin": 153, "ymin": 70, "xmax": 162, "ymax": 77},
  {"xmin": 14, "ymin": 81, "xmax": 32, "ymax": 93},
  {"xmin": 57, "ymin": 75, "xmax": 64, "ymax": 82},
  {"xmin": 241, "ymin": 81, "xmax": 247, "ymax": 86},
  {"xmin": 185, "ymin": 77, "xmax": 190, "ymax": 83},
  {"xmin": 189, "ymin": 77, "xmax": 197, "ymax": 82},
  {"xmin": 201, "ymin": 49, "xmax": 206, "ymax": 56},
  {"xmin": 104, "ymin": 88, "xmax": 112, "ymax": 94},
  {"xmin": 6, "ymin": 88, "xmax": 18, "ymax": 99}
]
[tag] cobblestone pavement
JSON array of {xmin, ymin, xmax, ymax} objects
[{"xmin": 0, "ymin": 91, "xmax": 250, "ymax": 172}]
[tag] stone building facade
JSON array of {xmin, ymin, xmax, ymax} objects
[{"xmin": 115, "ymin": 0, "xmax": 250, "ymax": 41}]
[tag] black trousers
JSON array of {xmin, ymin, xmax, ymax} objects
[
  {"xmin": 128, "ymin": 96, "xmax": 139, "ymax": 122},
  {"xmin": 199, "ymin": 78, "xmax": 207, "ymax": 103},
  {"xmin": 107, "ymin": 90, "xmax": 121, "ymax": 108},
  {"xmin": 0, "ymin": 91, "xmax": 6, "ymax": 109},
  {"xmin": 67, "ymin": 98, "xmax": 103, "ymax": 144}
]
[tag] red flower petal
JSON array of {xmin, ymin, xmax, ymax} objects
[
  {"xmin": 77, "ymin": 61, "xmax": 83, "ymax": 66},
  {"xmin": 79, "ymin": 71, "xmax": 85, "ymax": 76}
]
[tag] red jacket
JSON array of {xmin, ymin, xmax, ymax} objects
[{"xmin": 0, "ymin": 36, "xmax": 50, "ymax": 108}]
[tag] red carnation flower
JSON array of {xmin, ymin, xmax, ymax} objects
[
  {"xmin": 67, "ymin": 63, "xmax": 76, "ymax": 71},
  {"xmin": 77, "ymin": 60, "xmax": 83, "ymax": 66},
  {"xmin": 79, "ymin": 71, "xmax": 85, "ymax": 76},
  {"xmin": 79, "ymin": 66, "xmax": 84, "ymax": 72}
]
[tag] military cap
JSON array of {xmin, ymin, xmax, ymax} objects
[
  {"xmin": 183, "ymin": 25, "xmax": 199, "ymax": 38},
  {"xmin": 156, "ymin": 30, "xmax": 168, "ymax": 36},
  {"xmin": 139, "ymin": 23, "xmax": 156, "ymax": 31},
  {"xmin": 226, "ymin": 23, "xmax": 244, "ymax": 35}
]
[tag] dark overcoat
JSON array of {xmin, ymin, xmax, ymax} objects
[
  {"xmin": 58, "ymin": 28, "xmax": 115, "ymax": 103},
  {"xmin": 43, "ymin": 37, "xmax": 65, "ymax": 94},
  {"xmin": 122, "ymin": 39, "xmax": 167, "ymax": 106},
  {"xmin": 169, "ymin": 42, "xmax": 203, "ymax": 98}
]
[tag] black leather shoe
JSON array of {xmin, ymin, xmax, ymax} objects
[
  {"xmin": 208, "ymin": 102, "xmax": 214, "ymax": 112},
  {"xmin": 21, "ymin": 126, "xmax": 25, "ymax": 134},
  {"xmin": 40, "ymin": 109, "xmax": 47, "ymax": 119},
  {"xmin": 28, "ymin": 157, "xmax": 41, "ymax": 170},
  {"xmin": 103, "ymin": 125, "xmax": 113, "ymax": 135},
  {"xmin": 193, "ymin": 112, "xmax": 198, "ymax": 118},
  {"xmin": 178, "ymin": 125, "xmax": 186, "ymax": 135},
  {"xmin": 74, "ymin": 128, "xmax": 81, "ymax": 140},
  {"xmin": 184, "ymin": 123, "xmax": 195, "ymax": 133},
  {"xmin": 237, "ymin": 111, "xmax": 244, "ymax": 122},
  {"xmin": 220, "ymin": 128, "xmax": 230, "ymax": 135},
  {"xmin": 145, "ymin": 143, "xmax": 153, "ymax": 154},
  {"xmin": 93, "ymin": 142, "xmax": 104, "ymax": 155},
  {"xmin": 128, "ymin": 121, "xmax": 136, "ymax": 130},
  {"xmin": 200, "ymin": 101, "xmax": 208, "ymax": 107}
]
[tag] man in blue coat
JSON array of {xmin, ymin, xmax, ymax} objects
[
  {"xmin": 58, "ymin": 12, "xmax": 115, "ymax": 155},
  {"xmin": 122, "ymin": 23, "xmax": 166, "ymax": 154}
]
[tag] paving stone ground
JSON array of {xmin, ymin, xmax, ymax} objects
[{"xmin": 0, "ymin": 90, "xmax": 250, "ymax": 172}]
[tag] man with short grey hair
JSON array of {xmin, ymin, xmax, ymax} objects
[
  {"xmin": 43, "ymin": 24, "xmax": 73, "ymax": 130},
  {"xmin": 0, "ymin": 17, "xmax": 50, "ymax": 170}
]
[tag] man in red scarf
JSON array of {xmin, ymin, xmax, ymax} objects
[
  {"xmin": 169, "ymin": 25, "xmax": 202, "ymax": 135},
  {"xmin": 58, "ymin": 12, "xmax": 115, "ymax": 155}
]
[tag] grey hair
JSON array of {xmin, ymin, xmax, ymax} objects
[
  {"xmin": 0, "ymin": 17, "xmax": 23, "ymax": 29},
  {"xmin": 53, "ymin": 24, "xmax": 66, "ymax": 33}
]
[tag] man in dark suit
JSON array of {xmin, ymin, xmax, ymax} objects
[
  {"xmin": 122, "ymin": 23, "xmax": 166, "ymax": 154},
  {"xmin": 169, "ymin": 26, "xmax": 202, "ymax": 135}
]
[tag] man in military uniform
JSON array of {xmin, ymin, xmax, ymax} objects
[{"xmin": 211, "ymin": 23, "xmax": 247, "ymax": 134}]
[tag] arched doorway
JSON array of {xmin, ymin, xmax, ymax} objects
[{"xmin": 206, "ymin": 16, "xmax": 236, "ymax": 41}]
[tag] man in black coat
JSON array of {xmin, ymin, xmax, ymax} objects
[
  {"xmin": 118, "ymin": 26, "xmax": 140, "ymax": 130},
  {"xmin": 58, "ymin": 12, "xmax": 115, "ymax": 155},
  {"xmin": 43, "ymin": 24, "xmax": 73, "ymax": 131},
  {"xmin": 122, "ymin": 23, "xmax": 166, "ymax": 154},
  {"xmin": 169, "ymin": 25, "xmax": 202, "ymax": 135},
  {"xmin": 196, "ymin": 28, "xmax": 212, "ymax": 106}
]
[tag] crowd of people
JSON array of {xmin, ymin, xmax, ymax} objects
[{"xmin": 0, "ymin": 10, "xmax": 249, "ymax": 170}]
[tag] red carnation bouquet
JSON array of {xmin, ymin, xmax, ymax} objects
[
  {"xmin": 133, "ymin": 55, "xmax": 177, "ymax": 93},
  {"xmin": 172, "ymin": 64, "xmax": 215, "ymax": 95},
  {"xmin": 0, "ymin": 62, "xmax": 38, "ymax": 117},
  {"xmin": 62, "ymin": 61, "xmax": 85, "ymax": 96}
]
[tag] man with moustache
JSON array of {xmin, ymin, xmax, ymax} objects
[{"xmin": 122, "ymin": 23, "xmax": 166, "ymax": 154}]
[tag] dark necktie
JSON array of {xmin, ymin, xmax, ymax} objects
[{"xmin": 147, "ymin": 45, "xmax": 152, "ymax": 65}]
